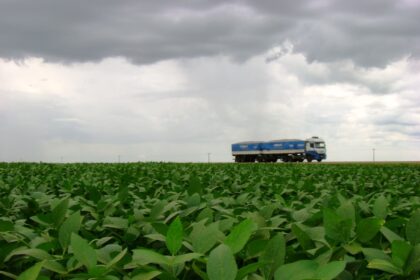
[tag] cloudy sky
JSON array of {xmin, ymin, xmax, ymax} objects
[{"xmin": 1, "ymin": 0, "xmax": 419, "ymax": 162}]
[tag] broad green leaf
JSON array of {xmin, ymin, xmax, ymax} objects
[
  {"xmin": 166, "ymin": 216, "xmax": 183, "ymax": 255},
  {"xmin": 292, "ymin": 208, "xmax": 311, "ymax": 222},
  {"xmin": 51, "ymin": 197, "xmax": 69, "ymax": 227},
  {"xmin": 188, "ymin": 175, "xmax": 202, "ymax": 195},
  {"xmin": 380, "ymin": 226, "xmax": 404, "ymax": 243},
  {"xmin": 196, "ymin": 207, "xmax": 214, "ymax": 223},
  {"xmin": 367, "ymin": 259, "xmax": 403, "ymax": 275},
  {"xmin": 44, "ymin": 260, "xmax": 67, "ymax": 274},
  {"xmin": 274, "ymin": 260, "xmax": 318, "ymax": 280},
  {"xmin": 70, "ymin": 233, "xmax": 97, "ymax": 269},
  {"xmin": 362, "ymin": 248, "xmax": 391, "ymax": 261},
  {"xmin": 207, "ymin": 244, "xmax": 237, "ymax": 280},
  {"xmin": 356, "ymin": 217, "xmax": 383, "ymax": 243},
  {"xmin": 190, "ymin": 221, "xmax": 220, "ymax": 253},
  {"xmin": 391, "ymin": 240, "xmax": 412, "ymax": 269},
  {"xmin": 292, "ymin": 223, "xmax": 314, "ymax": 250},
  {"xmin": 313, "ymin": 261, "xmax": 346, "ymax": 280},
  {"xmin": 59, "ymin": 211, "xmax": 81, "ymax": 249},
  {"xmin": 274, "ymin": 260, "xmax": 345, "ymax": 280},
  {"xmin": 103, "ymin": 217, "xmax": 129, "ymax": 229},
  {"xmin": 373, "ymin": 195, "xmax": 388, "ymax": 220},
  {"xmin": 343, "ymin": 242, "xmax": 363, "ymax": 255},
  {"xmin": 323, "ymin": 208, "xmax": 352, "ymax": 242},
  {"xmin": 150, "ymin": 200, "xmax": 166, "ymax": 220},
  {"xmin": 225, "ymin": 219, "xmax": 257, "ymax": 254},
  {"xmin": 259, "ymin": 233, "xmax": 286, "ymax": 279},
  {"xmin": 131, "ymin": 271, "xmax": 162, "ymax": 280},
  {"xmin": 17, "ymin": 261, "xmax": 44, "ymax": 280},
  {"xmin": 406, "ymin": 209, "xmax": 420, "ymax": 245},
  {"xmin": 132, "ymin": 249, "xmax": 169, "ymax": 266},
  {"xmin": 337, "ymin": 201, "xmax": 356, "ymax": 229}
]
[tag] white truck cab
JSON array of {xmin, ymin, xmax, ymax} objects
[{"xmin": 305, "ymin": 136, "xmax": 327, "ymax": 162}]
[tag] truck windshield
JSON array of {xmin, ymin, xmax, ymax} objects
[{"xmin": 315, "ymin": 142, "xmax": 325, "ymax": 148}]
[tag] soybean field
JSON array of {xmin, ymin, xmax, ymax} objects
[{"xmin": 0, "ymin": 162, "xmax": 419, "ymax": 280}]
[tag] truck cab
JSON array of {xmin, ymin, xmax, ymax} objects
[{"xmin": 305, "ymin": 136, "xmax": 327, "ymax": 162}]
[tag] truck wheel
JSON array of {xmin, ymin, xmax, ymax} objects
[
  {"xmin": 317, "ymin": 159, "xmax": 322, "ymax": 162},
  {"xmin": 307, "ymin": 157, "xmax": 313, "ymax": 162}
]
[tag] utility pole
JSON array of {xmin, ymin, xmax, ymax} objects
[
  {"xmin": 207, "ymin": 153, "xmax": 211, "ymax": 163},
  {"xmin": 372, "ymin": 148, "xmax": 375, "ymax": 162}
]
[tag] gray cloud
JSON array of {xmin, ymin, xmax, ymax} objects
[{"xmin": 1, "ymin": 0, "xmax": 419, "ymax": 67}]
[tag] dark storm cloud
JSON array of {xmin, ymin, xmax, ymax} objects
[{"xmin": 0, "ymin": 0, "xmax": 419, "ymax": 66}]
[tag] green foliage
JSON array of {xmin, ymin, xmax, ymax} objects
[
  {"xmin": 166, "ymin": 216, "xmax": 184, "ymax": 255},
  {"xmin": 71, "ymin": 233, "xmax": 97, "ymax": 269},
  {"xmin": 207, "ymin": 244, "xmax": 238, "ymax": 280},
  {"xmin": 0, "ymin": 162, "xmax": 419, "ymax": 279}
]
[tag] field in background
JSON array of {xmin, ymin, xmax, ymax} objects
[{"xmin": 0, "ymin": 162, "xmax": 419, "ymax": 279}]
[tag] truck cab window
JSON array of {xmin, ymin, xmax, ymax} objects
[{"xmin": 310, "ymin": 143, "xmax": 314, "ymax": 148}]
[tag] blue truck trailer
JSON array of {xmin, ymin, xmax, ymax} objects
[{"xmin": 231, "ymin": 136, "xmax": 326, "ymax": 162}]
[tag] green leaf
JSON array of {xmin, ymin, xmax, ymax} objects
[
  {"xmin": 190, "ymin": 221, "xmax": 220, "ymax": 254},
  {"xmin": 373, "ymin": 195, "xmax": 388, "ymax": 220},
  {"xmin": 5, "ymin": 248, "xmax": 53, "ymax": 262},
  {"xmin": 323, "ymin": 208, "xmax": 352, "ymax": 242},
  {"xmin": 380, "ymin": 226, "xmax": 404, "ymax": 243},
  {"xmin": 274, "ymin": 260, "xmax": 318, "ymax": 280},
  {"xmin": 343, "ymin": 242, "xmax": 363, "ymax": 255},
  {"xmin": 391, "ymin": 240, "xmax": 412, "ymax": 269},
  {"xmin": 193, "ymin": 262, "xmax": 210, "ymax": 280},
  {"xmin": 171, "ymin": 253, "xmax": 202, "ymax": 265},
  {"xmin": 149, "ymin": 200, "xmax": 166, "ymax": 220},
  {"xmin": 259, "ymin": 233, "xmax": 286, "ymax": 279},
  {"xmin": 337, "ymin": 201, "xmax": 356, "ymax": 229},
  {"xmin": 235, "ymin": 262, "xmax": 262, "ymax": 280},
  {"xmin": 131, "ymin": 271, "xmax": 162, "ymax": 280},
  {"xmin": 188, "ymin": 175, "xmax": 203, "ymax": 195},
  {"xmin": 274, "ymin": 260, "xmax": 345, "ymax": 280},
  {"xmin": 17, "ymin": 261, "xmax": 44, "ymax": 280},
  {"xmin": 406, "ymin": 244, "xmax": 420, "ymax": 275},
  {"xmin": 166, "ymin": 216, "xmax": 183, "ymax": 255},
  {"xmin": 70, "ymin": 233, "xmax": 97, "ymax": 269},
  {"xmin": 132, "ymin": 249, "xmax": 169, "ymax": 266},
  {"xmin": 106, "ymin": 248, "xmax": 127, "ymax": 268},
  {"xmin": 207, "ymin": 244, "xmax": 237, "ymax": 280},
  {"xmin": 367, "ymin": 259, "xmax": 403, "ymax": 275},
  {"xmin": 356, "ymin": 217, "xmax": 383, "ymax": 243},
  {"xmin": 43, "ymin": 260, "xmax": 67, "ymax": 274},
  {"xmin": 313, "ymin": 261, "xmax": 346, "ymax": 280},
  {"xmin": 292, "ymin": 223, "xmax": 314, "ymax": 250},
  {"xmin": 51, "ymin": 197, "xmax": 69, "ymax": 227},
  {"xmin": 225, "ymin": 219, "xmax": 257, "ymax": 254},
  {"xmin": 406, "ymin": 209, "xmax": 420, "ymax": 245},
  {"xmin": 362, "ymin": 248, "xmax": 391, "ymax": 261},
  {"xmin": 59, "ymin": 211, "xmax": 81, "ymax": 249},
  {"xmin": 103, "ymin": 217, "xmax": 129, "ymax": 229},
  {"xmin": 0, "ymin": 270, "xmax": 17, "ymax": 279}
]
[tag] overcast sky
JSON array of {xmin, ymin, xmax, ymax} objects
[{"xmin": 1, "ymin": 0, "xmax": 419, "ymax": 162}]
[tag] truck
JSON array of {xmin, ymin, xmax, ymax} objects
[{"xmin": 231, "ymin": 136, "xmax": 326, "ymax": 162}]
